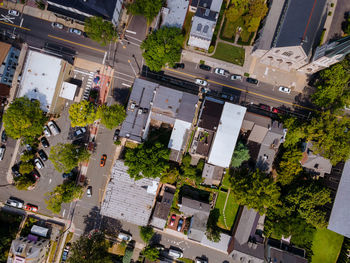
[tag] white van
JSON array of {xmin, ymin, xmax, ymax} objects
[
  {"xmin": 168, "ymin": 249, "xmax": 183, "ymax": 259},
  {"xmin": 0, "ymin": 146, "xmax": 6, "ymax": 161}
]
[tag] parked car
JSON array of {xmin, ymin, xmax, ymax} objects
[
  {"xmin": 168, "ymin": 249, "xmax": 183, "ymax": 259},
  {"xmin": 38, "ymin": 149, "xmax": 48, "ymax": 161},
  {"xmin": 173, "ymin": 63, "xmax": 185, "ymax": 69},
  {"xmin": 272, "ymin": 107, "xmax": 286, "ymax": 114},
  {"xmin": 278, "ymin": 86, "xmax": 291, "ymax": 94},
  {"xmin": 195, "ymin": 79, "xmax": 208, "ymax": 86},
  {"xmin": 1, "ymin": 130, "xmax": 7, "ymax": 143},
  {"xmin": 113, "ymin": 129, "xmax": 120, "ymax": 142},
  {"xmin": 62, "ymin": 171, "xmax": 74, "ymax": 179},
  {"xmin": 118, "ymin": 232, "xmax": 132, "ymax": 242},
  {"xmin": 34, "ymin": 158, "xmax": 44, "ymax": 169},
  {"xmin": 259, "ymin": 104, "xmax": 271, "ymax": 111},
  {"xmin": 51, "ymin": 22, "xmax": 64, "ymax": 29},
  {"xmin": 214, "ymin": 68, "xmax": 228, "ymax": 76},
  {"xmin": 8, "ymin": 9, "xmax": 19, "ymax": 16},
  {"xmin": 61, "ymin": 248, "xmax": 69, "ymax": 262},
  {"xmin": 25, "ymin": 144, "xmax": 32, "ymax": 152},
  {"xmin": 6, "ymin": 198, "xmax": 24, "ymax": 209},
  {"xmin": 246, "ymin": 77, "xmax": 259, "ymax": 85},
  {"xmin": 199, "ymin": 64, "xmax": 211, "ymax": 71},
  {"xmin": 177, "ymin": 218, "xmax": 184, "ymax": 232},
  {"xmin": 40, "ymin": 137, "xmax": 49, "ymax": 148},
  {"xmin": 0, "ymin": 145, "xmax": 5, "ymax": 161},
  {"xmin": 31, "ymin": 169, "xmax": 40, "ymax": 181},
  {"xmin": 24, "ymin": 204, "xmax": 38, "ymax": 212},
  {"xmin": 69, "ymin": 28, "xmax": 82, "ymax": 35},
  {"xmin": 170, "ymin": 214, "xmax": 176, "ymax": 226},
  {"xmin": 195, "ymin": 257, "xmax": 208, "ymax": 263},
  {"xmin": 86, "ymin": 186, "xmax": 92, "ymax": 197},
  {"xmin": 43, "ymin": 125, "xmax": 51, "ymax": 137},
  {"xmin": 74, "ymin": 127, "xmax": 86, "ymax": 137},
  {"xmin": 100, "ymin": 154, "xmax": 107, "ymax": 167},
  {"xmin": 11, "ymin": 164, "xmax": 21, "ymax": 177},
  {"xmin": 48, "ymin": 121, "xmax": 60, "ymax": 135},
  {"xmin": 230, "ymin": 74, "xmax": 242, "ymax": 81}
]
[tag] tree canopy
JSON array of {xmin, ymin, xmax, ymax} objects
[
  {"xmin": 85, "ymin": 16, "xmax": 117, "ymax": 46},
  {"xmin": 141, "ymin": 27, "xmax": 184, "ymax": 72},
  {"xmin": 68, "ymin": 231, "xmax": 112, "ymax": 263},
  {"xmin": 127, "ymin": 0, "xmax": 163, "ymax": 24},
  {"xmin": 142, "ymin": 246, "xmax": 159, "ymax": 261},
  {"xmin": 19, "ymin": 162, "xmax": 34, "ymax": 175},
  {"xmin": 124, "ymin": 142, "xmax": 170, "ymax": 180},
  {"xmin": 69, "ymin": 101, "xmax": 97, "ymax": 127},
  {"xmin": 276, "ymin": 147, "xmax": 303, "ymax": 185},
  {"xmin": 97, "ymin": 104, "xmax": 126, "ymax": 129},
  {"xmin": 231, "ymin": 141, "xmax": 250, "ymax": 168},
  {"xmin": 49, "ymin": 143, "xmax": 90, "ymax": 173},
  {"xmin": 14, "ymin": 174, "xmax": 35, "ymax": 190},
  {"xmin": 3, "ymin": 97, "xmax": 47, "ymax": 140},
  {"xmin": 139, "ymin": 226, "xmax": 154, "ymax": 244},
  {"xmin": 206, "ymin": 208, "xmax": 221, "ymax": 242},
  {"xmin": 230, "ymin": 169, "xmax": 281, "ymax": 214}
]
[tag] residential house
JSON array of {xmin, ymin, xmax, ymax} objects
[
  {"xmin": 17, "ymin": 50, "xmax": 75, "ymax": 114},
  {"xmin": 179, "ymin": 197, "xmax": 211, "ymax": 242},
  {"xmin": 161, "ymin": 0, "xmax": 189, "ymax": 28},
  {"xmin": 150, "ymin": 185, "xmax": 176, "ymax": 230},
  {"xmin": 0, "ymin": 41, "xmax": 20, "ymax": 87},
  {"xmin": 201, "ymin": 163, "xmax": 224, "ymax": 186},
  {"xmin": 267, "ymin": 238, "xmax": 308, "ymax": 263},
  {"xmin": 252, "ymin": 0, "xmax": 327, "ymax": 72},
  {"xmin": 47, "ymin": 0, "xmax": 124, "ymax": 27},
  {"xmin": 7, "ymin": 236, "xmax": 50, "ymax": 263},
  {"xmin": 256, "ymin": 121, "xmax": 285, "ymax": 172},
  {"xmin": 300, "ymin": 142, "xmax": 332, "ymax": 177},
  {"xmin": 188, "ymin": 0, "xmax": 223, "ymax": 51},
  {"xmin": 101, "ymin": 160, "xmax": 159, "ymax": 226},
  {"xmin": 227, "ymin": 207, "xmax": 265, "ymax": 263}
]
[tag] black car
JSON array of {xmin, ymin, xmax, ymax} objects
[
  {"xmin": 1, "ymin": 130, "xmax": 7, "ymax": 143},
  {"xmin": 38, "ymin": 149, "xmax": 48, "ymax": 161},
  {"xmin": 173, "ymin": 63, "xmax": 185, "ymax": 69},
  {"xmin": 246, "ymin": 77, "xmax": 259, "ymax": 85},
  {"xmin": 113, "ymin": 129, "xmax": 120, "ymax": 142},
  {"xmin": 199, "ymin": 64, "xmax": 211, "ymax": 71},
  {"xmin": 40, "ymin": 137, "xmax": 49, "ymax": 148},
  {"xmin": 11, "ymin": 164, "xmax": 21, "ymax": 177}
]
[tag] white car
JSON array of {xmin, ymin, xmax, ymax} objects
[
  {"xmin": 51, "ymin": 22, "xmax": 64, "ymax": 29},
  {"xmin": 118, "ymin": 232, "xmax": 132, "ymax": 242},
  {"xmin": 6, "ymin": 199, "xmax": 24, "ymax": 209},
  {"xmin": 86, "ymin": 186, "xmax": 92, "ymax": 197},
  {"xmin": 168, "ymin": 249, "xmax": 183, "ymax": 259},
  {"xmin": 74, "ymin": 127, "xmax": 86, "ymax": 137},
  {"xmin": 34, "ymin": 158, "xmax": 44, "ymax": 169},
  {"xmin": 8, "ymin": 10, "xmax": 19, "ymax": 16},
  {"xmin": 231, "ymin": 74, "xmax": 242, "ymax": 81},
  {"xmin": 195, "ymin": 79, "xmax": 208, "ymax": 86},
  {"xmin": 278, "ymin": 86, "xmax": 291, "ymax": 94},
  {"xmin": 69, "ymin": 28, "xmax": 82, "ymax": 35},
  {"xmin": 43, "ymin": 126, "xmax": 51, "ymax": 137},
  {"xmin": 214, "ymin": 68, "xmax": 228, "ymax": 76},
  {"xmin": 48, "ymin": 121, "xmax": 60, "ymax": 135}
]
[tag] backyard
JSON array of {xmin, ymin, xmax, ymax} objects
[
  {"xmin": 211, "ymin": 42, "xmax": 245, "ymax": 66},
  {"xmin": 0, "ymin": 211, "xmax": 22, "ymax": 262},
  {"xmin": 311, "ymin": 229, "xmax": 343, "ymax": 263},
  {"xmin": 215, "ymin": 190, "xmax": 239, "ymax": 230}
]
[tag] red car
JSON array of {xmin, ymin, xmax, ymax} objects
[
  {"xmin": 100, "ymin": 154, "xmax": 107, "ymax": 167},
  {"xmin": 24, "ymin": 204, "xmax": 38, "ymax": 212},
  {"xmin": 259, "ymin": 104, "xmax": 271, "ymax": 111},
  {"xmin": 170, "ymin": 214, "xmax": 176, "ymax": 226}
]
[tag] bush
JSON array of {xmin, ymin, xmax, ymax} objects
[
  {"xmin": 114, "ymin": 140, "xmax": 122, "ymax": 146},
  {"xmin": 328, "ymin": 11, "xmax": 332, "ymax": 16},
  {"xmin": 244, "ymin": 72, "xmax": 250, "ymax": 77},
  {"xmin": 208, "ymin": 45, "xmax": 215, "ymax": 53},
  {"xmin": 331, "ymin": 3, "xmax": 334, "ymax": 7},
  {"xmin": 122, "ymin": 248, "xmax": 133, "ymax": 263},
  {"xmin": 199, "ymin": 60, "xmax": 205, "ymax": 65},
  {"xmin": 139, "ymin": 226, "xmax": 154, "ymax": 244}
]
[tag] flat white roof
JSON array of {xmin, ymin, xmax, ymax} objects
[
  {"xmin": 60, "ymin": 81, "xmax": 77, "ymax": 100},
  {"xmin": 168, "ymin": 119, "xmax": 192, "ymax": 151},
  {"xmin": 208, "ymin": 103, "xmax": 246, "ymax": 168},
  {"xmin": 19, "ymin": 50, "xmax": 63, "ymax": 112}
]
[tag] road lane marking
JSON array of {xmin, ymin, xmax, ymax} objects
[
  {"xmin": 47, "ymin": 34, "xmax": 105, "ymax": 53},
  {"xmin": 126, "ymin": 29, "xmax": 136, "ymax": 35},
  {"xmin": 0, "ymin": 20, "xmax": 31, "ymax": 30},
  {"xmin": 125, "ymin": 35, "xmax": 142, "ymax": 42},
  {"xmin": 165, "ymin": 68, "xmax": 314, "ymax": 112},
  {"xmin": 114, "ymin": 71, "xmax": 135, "ymax": 78},
  {"xmin": 122, "ymin": 83, "xmax": 132, "ymax": 87}
]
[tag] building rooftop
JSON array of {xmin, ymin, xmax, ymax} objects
[
  {"xmin": 202, "ymin": 163, "xmax": 224, "ymax": 185},
  {"xmin": 267, "ymin": 239, "xmax": 307, "ymax": 263},
  {"xmin": 180, "ymin": 197, "xmax": 211, "ymax": 216},
  {"xmin": 161, "ymin": 0, "xmax": 189, "ymax": 28},
  {"xmin": 0, "ymin": 42, "xmax": 11, "ymax": 65},
  {"xmin": 101, "ymin": 160, "xmax": 159, "ymax": 226},
  {"xmin": 150, "ymin": 190, "xmax": 174, "ymax": 229},
  {"xmin": 188, "ymin": 212, "xmax": 209, "ymax": 242},
  {"xmin": 188, "ymin": 15, "xmax": 216, "ymax": 50},
  {"xmin": 208, "ymin": 103, "xmax": 247, "ymax": 168},
  {"xmin": 59, "ymin": 82, "xmax": 77, "ymax": 101},
  {"xmin": 201, "ymin": 233, "xmax": 232, "ymax": 253},
  {"xmin": 328, "ymin": 160, "xmax": 350, "ymax": 238},
  {"xmin": 198, "ymin": 97, "xmax": 224, "ymax": 131},
  {"xmin": 168, "ymin": 119, "xmax": 192, "ymax": 152},
  {"xmin": 300, "ymin": 142, "xmax": 332, "ymax": 177},
  {"xmin": 234, "ymin": 207, "xmax": 260, "ymax": 246},
  {"xmin": 18, "ymin": 50, "xmax": 63, "ymax": 112}
]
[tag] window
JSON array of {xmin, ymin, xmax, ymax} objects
[
  {"xmin": 275, "ymin": 49, "xmax": 280, "ymax": 53},
  {"xmin": 282, "ymin": 51, "xmax": 293, "ymax": 56},
  {"xmin": 203, "ymin": 25, "xmax": 209, "ymax": 33},
  {"xmin": 196, "ymin": 23, "xmax": 202, "ymax": 32}
]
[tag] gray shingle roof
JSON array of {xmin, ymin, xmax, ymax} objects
[
  {"xmin": 180, "ymin": 197, "xmax": 211, "ymax": 216},
  {"xmin": 188, "ymin": 212, "xmax": 209, "ymax": 242},
  {"xmin": 234, "ymin": 207, "xmax": 260, "ymax": 245}
]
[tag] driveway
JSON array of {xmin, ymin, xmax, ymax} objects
[{"xmin": 327, "ymin": 0, "xmax": 350, "ymax": 41}]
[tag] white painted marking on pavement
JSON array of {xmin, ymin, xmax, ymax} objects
[
  {"xmin": 113, "ymin": 76, "xmax": 134, "ymax": 83},
  {"xmin": 49, "ymin": 178, "xmax": 52, "ymax": 184},
  {"xmin": 102, "ymin": 51, "xmax": 107, "ymax": 65},
  {"xmin": 125, "ymin": 30, "xmax": 136, "ymax": 35},
  {"xmin": 122, "ymin": 83, "xmax": 131, "ymax": 87},
  {"xmin": 19, "ymin": 18, "xmax": 23, "ymax": 27},
  {"xmin": 114, "ymin": 71, "xmax": 135, "ymax": 78},
  {"xmin": 62, "ymin": 209, "xmax": 66, "ymax": 217},
  {"xmin": 125, "ymin": 35, "xmax": 143, "ymax": 42}
]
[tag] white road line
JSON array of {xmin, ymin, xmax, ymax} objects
[
  {"xmin": 113, "ymin": 76, "xmax": 134, "ymax": 83},
  {"xmin": 19, "ymin": 18, "xmax": 23, "ymax": 27},
  {"xmin": 122, "ymin": 83, "xmax": 132, "ymax": 87},
  {"xmin": 114, "ymin": 71, "xmax": 135, "ymax": 78},
  {"xmin": 102, "ymin": 51, "xmax": 107, "ymax": 65},
  {"xmin": 126, "ymin": 29, "xmax": 137, "ymax": 35},
  {"xmin": 125, "ymin": 35, "xmax": 143, "ymax": 42},
  {"xmin": 129, "ymin": 41, "xmax": 140, "ymax": 47},
  {"xmin": 74, "ymin": 69, "xmax": 94, "ymax": 76},
  {"xmin": 62, "ymin": 209, "xmax": 66, "ymax": 217}
]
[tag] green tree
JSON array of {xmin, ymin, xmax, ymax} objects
[
  {"xmin": 122, "ymin": 248, "xmax": 133, "ymax": 263},
  {"xmin": 306, "ymin": 112, "xmax": 350, "ymax": 165},
  {"xmin": 142, "ymin": 246, "xmax": 160, "ymax": 261},
  {"xmin": 68, "ymin": 231, "xmax": 112, "ymax": 263},
  {"xmin": 97, "ymin": 104, "xmax": 126, "ymax": 129},
  {"xmin": 230, "ymin": 169, "xmax": 281, "ymax": 214},
  {"xmin": 180, "ymin": 154, "xmax": 204, "ymax": 185},
  {"xmin": 49, "ymin": 143, "xmax": 90, "ymax": 173},
  {"xmin": 3, "ymin": 97, "xmax": 47, "ymax": 140},
  {"xmin": 206, "ymin": 208, "xmax": 221, "ymax": 242},
  {"xmin": 160, "ymin": 167, "xmax": 179, "ymax": 184},
  {"xmin": 85, "ymin": 16, "xmax": 117, "ymax": 46},
  {"xmin": 127, "ymin": 0, "xmax": 163, "ymax": 24},
  {"xmin": 141, "ymin": 27, "xmax": 184, "ymax": 72},
  {"xmin": 19, "ymin": 162, "xmax": 34, "ymax": 175},
  {"xmin": 69, "ymin": 100, "xmax": 96, "ymax": 127},
  {"xmin": 20, "ymin": 151, "xmax": 35, "ymax": 163},
  {"xmin": 139, "ymin": 226, "xmax": 154, "ymax": 244},
  {"xmin": 231, "ymin": 142, "xmax": 250, "ymax": 168},
  {"xmin": 226, "ymin": 0, "xmax": 249, "ymax": 23},
  {"xmin": 343, "ymin": 17, "xmax": 350, "ymax": 35},
  {"xmin": 283, "ymin": 117, "xmax": 306, "ymax": 148},
  {"xmin": 246, "ymin": 0, "xmax": 268, "ymax": 20},
  {"xmin": 124, "ymin": 142, "xmax": 170, "ymax": 180},
  {"xmin": 277, "ymin": 147, "xmax": 303, "ymax": 185},
  {"xmin": 14, "ymin": 174, "xmax": 35, "ymax": 190}
]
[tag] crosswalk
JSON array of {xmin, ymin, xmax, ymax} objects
[{"xmin": 83, "ymin": 72, "xmax": 94, "ymax": 101}]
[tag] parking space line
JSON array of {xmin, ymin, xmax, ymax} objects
[{"xmin": 126, "ymin": 30, "xmax": 137, "ymax": 35}]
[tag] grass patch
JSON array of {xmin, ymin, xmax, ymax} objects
[
  {"xmin": 221, "ymin": 169, "xmax": 231, "ymax": 189},
  {"xmin": 215, "ymin": 191, "xmax": 239, "ymax": 230},
  {"xmin": 66, "ymin": 231, "xmax": 73, "ymax": 243},
  {"xmin": 221, "ymin": 19, "xmax": 236, "ymax": 40},
  {"xmin": 311, "ymin": 229, "xmax": 343, "ymax": 263},
  {"xmin": 49, "ymin": 241, "xmax": 58, "ymax": 262},
  {"xmin": 183, "ymin": 12, "xmax": 195, "ymax": 47},
  {"xmin": 108, "ymin": 242, "xmax": 127, "ymax": 256},
  {"xmin": 212, "ymin": 42, "xmax": 245, "ymax": 66},
  {"xmin": 179, "ymin": 258, "xmax": 194, "ymax": 263},
  {"xmin": 20, "ymin": 216, "xmax": 38, "ymax": 236},
  {"xmin": 125, "ymin": 141, "xmax": 138, "ymax": 149}
]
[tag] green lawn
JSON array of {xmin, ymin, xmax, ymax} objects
[
  {"xmin": 221, "ymin": 169, "xmax": 231, "ymax": 189},
  {"xmin": 212, "ymin": 42, "xmax": 245, "ymax": 66},
  {"xmin": 215, "ymin": 191, "xmax": 239, "ymax": 230},
  {"xmin": 311, "ymin": 229, "xmax": 343, "ymax": 263}
]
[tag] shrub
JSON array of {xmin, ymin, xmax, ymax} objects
[
  {"xmin": 199, "ymin": 60, "xmax": 205, "ymax": 65},
  {"xmin": 208, "ymin": 45, "xmax": 215, "ymax": 53},
  {"xmin": 328, "ymin": 11, "xmax": 332, "ymax": 16}
]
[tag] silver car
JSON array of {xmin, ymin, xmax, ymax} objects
[
  {"xmin": 48, "ymin": 121, "xmax": 60, "ymax": 135},
  {"xmin": 6, "ymin": 199, "xmax": 24, "ymax": 209},
  {"xmin": 69, "ymin": 28, "xmax": 82, "ymax": 35},
  {"xmin": 51, "ymin": 22, "xmax": 64, "ymax": 29},
  {"xmin": 195, "ymin": 79, "xmax": 208, "ymax": 86},
  {"xmin": 278, "ymin": 86, "xmax": 291, "ymax": 94}
]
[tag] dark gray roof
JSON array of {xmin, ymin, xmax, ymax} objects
[
  {"xmin": 152, "ymin": 191, "xmax": 174, "ymax": 220},
  {"xmin": 198, "ymin": 97, "xmax": 224, "ymax": 131},
  {"xmin": 180, "ymin": 197, "xmax": 211, "ymax": 216},
  {"xmin": 273, "ymin": 0, "xmax": 327, "ymax": 55},
  {"xmin": 188, "ymin": 212, "xmax": 209, "ymax": 242},
  {"xmin": 313, "ymin": 35, "xmax": 350, "ymax": 61},
  {"xmin": 267, "ymin": 239, "xmax": 307, "ymax": 263},
  {"xmin": 195, "ymin": 7, "xmax": 218, "ymax": 21},
  {"xmin": 234, "ymin": 207, "xmax": 260, "ymax": 245}
]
